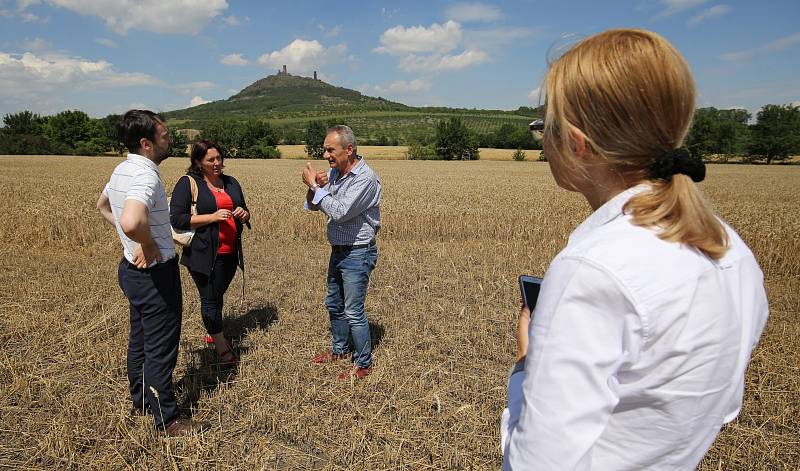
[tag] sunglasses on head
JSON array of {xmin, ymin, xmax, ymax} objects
[{"xmin": 529, "ymin": 118, "xmax": 544, "ymax": 142}]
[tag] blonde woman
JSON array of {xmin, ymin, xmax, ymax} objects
[{"xmin": 501, "ymin": 30, "xmax": 768, "ymax": 470}]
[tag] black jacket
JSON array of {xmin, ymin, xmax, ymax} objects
[{"xmin": 169, "ymin": 173, "xmax": 250, "ymax": 276}]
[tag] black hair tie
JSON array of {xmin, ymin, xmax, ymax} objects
[{"xmin": 649, "ymin": 148, "xmax": 705, "ymax": 183}]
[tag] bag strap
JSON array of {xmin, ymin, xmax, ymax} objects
[{"xmin": 185, "ymin": 174, "xmax": 198, "ymax": 204}]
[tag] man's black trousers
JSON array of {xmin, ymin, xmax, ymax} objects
[{"xmin": 118, "ymin": 257, "xmax": 182, "ymax": 429}]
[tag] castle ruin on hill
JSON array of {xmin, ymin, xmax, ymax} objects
[{"xmin": 276, "ymin": 64, "xmax": 319, "ymax": 81}]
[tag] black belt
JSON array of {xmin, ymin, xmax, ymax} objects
[{"xmin": 331, "ymin": 239, "xmax": 376, "ymax": 252}]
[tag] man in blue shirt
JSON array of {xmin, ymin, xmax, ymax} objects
[{"xmin": 303, "ymin": 125, "xmax": 381, "ymax": 380}]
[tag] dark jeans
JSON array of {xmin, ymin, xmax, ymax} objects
[
  {"xmin": 117, "ymin": 257, "xmax": 182, "ymax": 429},
  {"xmin": 189, "ymin": 254, "xmax": 238, "ymax": 335},
  {"xmin": 325, "ymin": 242, "xmax": 378, "ymax": 369}
]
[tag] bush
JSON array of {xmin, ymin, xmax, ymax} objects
[
  {"xmin": 405, "ymin": 141, "xmax": 438, "ymax": 160},
  {"xmin": 0, "ymin": 133, "xmax": 55, "ymax": 155},
  {"xmin": 240, "ymin": 143, "xmax": 281, "ymax": 159},
  {"xmin": 512, "ymin": 148, "xmax": 526, "ymax": 161}
]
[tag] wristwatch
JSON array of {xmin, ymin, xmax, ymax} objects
[{"xmin": 310, "ymin": 183, "xmax": 319, "ymax": 191}]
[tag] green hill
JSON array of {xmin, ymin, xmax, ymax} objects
[
  {"xmin": 165, "ymin": 72, "xmax": 410, "ymax": 120},
  {"xmin": 163, "ymin": 72, "xmax": 542, "ymax": 144}
]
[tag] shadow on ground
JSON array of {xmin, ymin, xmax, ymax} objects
[{"xmin": 176, "ymin": 303, "xmax": 279, "ymax": 414}]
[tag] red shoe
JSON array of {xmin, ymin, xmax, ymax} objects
[
  {"xmin": 217, "ymin": 343, "xmax": 238, "ymax": 368},
  {"xmin": 204, "ymin": 335, "xmax": 215, "ymax": 344},
  {"xmin": 312, "ymin": 351, "xmax": 351, "ymax": 364},
  {"xmin": 338, "ymin": 366, "xmax": 372, "ymax": 380}
]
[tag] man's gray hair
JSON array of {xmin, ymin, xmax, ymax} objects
[{"xmin": 327, "ymin": 125, "xmax": 357, "ymax": 153}]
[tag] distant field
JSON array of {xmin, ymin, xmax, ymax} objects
[
  {"xmin": 278, "ymin": 145, "xmax": 542, "ymax": 161},
  {"xmin": 1, "ymin": 156, "xmax": 797, "ymax": 469}
]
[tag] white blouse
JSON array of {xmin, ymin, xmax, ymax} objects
[{"xmin": 501, "ymin": 185, "xmax": 768, "ymax": 470}]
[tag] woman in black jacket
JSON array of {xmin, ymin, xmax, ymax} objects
[{"xmin": 170, "ymin": 140, "xmax": 250, "ymax": 367}]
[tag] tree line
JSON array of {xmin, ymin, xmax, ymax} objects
[{"xmin": 2, "ymin": 104, "xmax": 798, "ymax": 163}]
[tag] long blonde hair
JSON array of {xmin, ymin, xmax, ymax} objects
[{"xmin": 544, "ymin": 29, "xmax": 728, "ymax": 259}]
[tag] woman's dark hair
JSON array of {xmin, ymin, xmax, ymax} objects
[
  {"xmin": 118, "ymin": 109, "xmax": 164, "ymax": 153},
  {"xmin": 187, "ymin": 140, "xmax": 224, "ymax": 176}
]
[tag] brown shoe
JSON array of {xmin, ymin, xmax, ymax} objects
[
  {"xmin": 162, "ymin": 418, "xmax": 211, "ymax": 437},
  {"xmin": 338, "ymin": 366, "xmax": 372, "ymax": 380},
  {"xmin": 312, "ymin": 351, "xmax": 351, "ymax": 364}
]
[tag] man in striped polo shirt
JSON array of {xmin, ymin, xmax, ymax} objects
[
  {"xmin": 97, "ymin": 110, "xmax": 208, "ymax": 435},
  {"xmin": 303, "ymin": 125, "xmax": 381, "ymax": 380}
]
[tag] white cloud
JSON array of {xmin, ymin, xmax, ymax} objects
[
  {"xmin": 20, "ymin": 37, "xmax": 50, "ymax": 51},
  {"xmin": 0, "ymin": 52, "xmax": 161, "ymax": 87},
  {"xmin": 222, "ymin": 14, "xmax": 239, "ymax": 26},
  {"xmin": 0, "ymin": 51, "xmax": 162, "ymax": 115},
  {"xmin": 464, "ymin": 27, "xmax": 537, "ymax": 51},
  {"xmin": 189, "ymin": 96, "xmax": 209, "ymax": 107},
  {"xmin": 94, "ymin": 37, "xmax": 118, "ymax": 48},
  {"xmin": 688, "ymin": 4, "xmax": 730, "ymax": 26},
  {"xmin": 374, "ymin": 78, "xmax": 432, "ymax": 95},
  {"xmin": 654, "ymin": 0, "xmax": 709, "ymax": 19},
  {"xmin": 764, "ymin": 32, "xmax": 800, "ymax": 52},
  {"xmin": 40, "ymin": 0, "xmax": 229, "ymax": 35},
  {"xmin": 318, "ymin": 23, "xmax": 342, "ymax": 38},
  {"xmin": 445, "ymin": 2, "xmax": 503, "ymax": 23},
  {"xmin": 381, "ymin": 7, "xmax": 399, "ymax": 20},
  {"xmin": 720, "ymin": 32, "xmax": 800, "ymax": 61},
  {"xmin": 374, "ymin": 20, "xmax": 462, "ymax": 55},
  {"xmin": 220, "ymin": 53, "xmax": 248, "ymax": 66},
  {"xmin": 257, "ymin": 39, "xmax": 346, "ymax": 74},
  {"xmin": 399, "ymin": 49, "xmax": 489, "ymax": 72},
  {"xmin": 374, "ymin": 20, "xmax": 494, "ymax": 73},
  {"xmin": 528, "ymin": 86, "xmax": 543, "ymax": 102},
  {"xmin": 175, "ymin": 81, "xmax": 214, "ymax": 94}
]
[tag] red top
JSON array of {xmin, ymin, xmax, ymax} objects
[{"xmin": 212, "ymin": 189, "xmax": 237, "ymax": 255}]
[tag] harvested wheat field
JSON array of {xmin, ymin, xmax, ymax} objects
[{"xmin": 1, "ymin": 156, "xmax": 797, "ymax": 470}]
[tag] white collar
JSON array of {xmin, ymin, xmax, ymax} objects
[
  {"xmin": 568, "ymin": 184, "xmax": 650, "ymax": 244},
  {"xmin": 126, "ymin": 153, "xmax": 160, "ymax": 173}
]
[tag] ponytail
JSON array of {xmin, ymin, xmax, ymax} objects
[{"xmin": 625, "ymin": 176, "xmax": 728, "ymax": 259}]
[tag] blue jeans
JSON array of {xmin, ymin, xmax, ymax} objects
[{"xmin": 325, "ymin": 243, "xmax": 378, "ymax": 369}]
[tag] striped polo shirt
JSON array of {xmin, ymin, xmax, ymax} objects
[{"xmin": 103, "ymin": 153, "xmax": 176, "ymax": 266}]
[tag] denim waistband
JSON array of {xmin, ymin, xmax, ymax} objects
[{"xmin": 331, "ymin": 239, "xmax": 376, "ymax": 252}]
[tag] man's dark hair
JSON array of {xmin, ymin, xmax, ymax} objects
[{"xmin": 118, "ymin": 109, "xmax": 164, "ymax": 153}]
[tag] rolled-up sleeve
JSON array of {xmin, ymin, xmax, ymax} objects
[
  {"xmin": 318, "ymin": 174, "xmax": 379, "ymax": 223},
  {"xmin": 502, "ymin": 256, "xmax": 642, "ymax": 470}
]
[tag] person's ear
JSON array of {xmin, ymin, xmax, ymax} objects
[{"xmin": 569, "ymin": 127, "xmax": 589, "ymax": 160}]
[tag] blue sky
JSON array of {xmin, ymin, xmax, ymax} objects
[{"xmin": 0, "ymin": 0, "xmax": 798, "ymax": 119}]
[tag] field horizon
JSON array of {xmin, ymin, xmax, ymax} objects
[{"xmin": 1, "ymin": 156, "xmax": 797, "ymax": 469}]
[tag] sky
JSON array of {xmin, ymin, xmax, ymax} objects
[{"xmin": 0, "ymin": 0, "xmax": 798, "ymax": 119}]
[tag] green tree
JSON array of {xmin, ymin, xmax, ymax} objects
[
  {"xmin": 435, "ymin": 116, "xmax": 479, "ymax": 160},
  {"xmin": 169, "ymin": 129, "xmax": 189, "ymax": 157},
  {"xmin": 43, "ymin": 110, "xmax": 94, "ymax": 153},
  {"xmin": 100, "ymin": 114, "xmax": 124, "ymax": 155},
  {"xmin": 686, "ymin": 107, "xmax": 750, "ymax": 159},
  {"xmin": 747, "ymin": 104, "xmax": 800, "ymax": 164},
  {"xmin": 3, "ymin": 110, "xmax": 45, "ymax": 135},
  {"xmin": 305, "ymin": 120, "xmax": 327, "ymax": 159}
]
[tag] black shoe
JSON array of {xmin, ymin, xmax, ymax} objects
[{"xmin": 162, "ymin": 417, "xmax": 211, "ymax": 437}]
